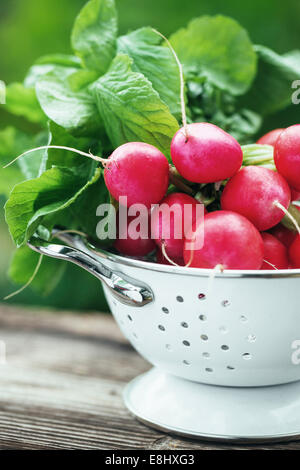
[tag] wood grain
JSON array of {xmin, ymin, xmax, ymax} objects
[{"xmin": 0, "ymin": 305, "xmax": 299, "ymax": 450}]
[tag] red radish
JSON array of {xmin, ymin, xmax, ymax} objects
[
  {"xmin": 183, "ymin": 211, "xmax": 264, "ymax": 270},
  {"xmin": 104, "ymin": 142, "xmax": 169, "ymax": 208},
  {"xmin": 170, "ymin": 123, "xmax": 243, "ymax": 184},
  {"xmin": 274, "ymin": 125, "xmax": 300, "ymax": 191},
  {"xmin": 114, "ymin": 213, "xmax": 155, "ymax": 257},
  {"xmin": 156, "ymin": 248, "xmax": 185, "ymax": 266},
  {"xmin": 256, "ymin": 128, "xmax": 284, "ymax": 146},
  {"xmin": 291, "ymin": 189, "xmax": 300, "ymax": 201},
  {"xmin": 289, "ymin": 235, "xmax": 300, "ymax": 268},
  {"xmin": 269, "ymin": 224, "xmax": 297, "ymax": 248},
  {"xmin": 221, "ymin": 166, "xmax": 291, "ymax": 231},
  {"xmin": 151, "ymin": 192, "xmax": 203, "ymax": 261},
  {"xmin": 260, "ymin": 233, "xmax": 289, "ymax": 270}
]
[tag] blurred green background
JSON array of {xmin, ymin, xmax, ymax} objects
[{"xmin": 0, "ymin": 0, "xmax": 299, "ymax": 311}]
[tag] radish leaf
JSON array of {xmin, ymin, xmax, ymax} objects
[
  {"xmin": 169, "ymin": 16, "xmax": 256, "ymax": 96},
  {"xmin": 71, "ymin": 0, "xmax": 117, "ymax": 74},
  {"xmin": 93, "ymin": 54, "xmax": 179, "ymax": 156}
]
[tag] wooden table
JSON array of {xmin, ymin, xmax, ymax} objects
[{"xmin": 0, "ymin": 305, "xmax": 299, "ymax": 450}]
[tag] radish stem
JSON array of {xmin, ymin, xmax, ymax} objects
[
  {"xmin": 152, "ymin": 28, "xmax": 188, "ymax": 139},
  {"xmin": 274, "ymin": 201, "xmax": 300, "ymax": 235}
]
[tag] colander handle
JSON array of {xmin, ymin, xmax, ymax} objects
[{"xmin": 27, "ymin": 231, "xmax": 153, "ymax": 307}]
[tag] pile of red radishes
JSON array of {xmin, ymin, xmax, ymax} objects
[{"xmin": 105, "ymin": 123, "xmax": 300, "ymax": 271}]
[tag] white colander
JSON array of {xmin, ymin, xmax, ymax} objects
[{"xmin": 28, "ymin": 231, "xmax": 300, "ymax": 443}]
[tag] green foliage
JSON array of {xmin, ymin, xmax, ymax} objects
[
  {"xmin": 117, "ymin": 27, "xmax": 181, "ymax": 116},
  {"xmin": 36, "ymin": 67, "xmax": 102, "ymax": 136},
  {"xmin": 5, "ymin": 164, "xmax": 100, "ymax": 247},
  {"xmin": 93, "ymin": 54, "xmax": 179, "ymax": 155},
  {"xmin": 5, "ymin": 83, "xmax": 46, "ymax": 124},
  {"xmin": 9, "ymin": 246, "xmax": 66, "ymax": 296},
  {"xmin": 169, "ymin": 16, "xmax": 257, "ymax": 95},
  {"xmin": 241, "ymin": 45, "xmax": 300, "ymax": 115},
  {"xmin": 71, "ymin": 0, "xmax": 118, "ymax": 73}
]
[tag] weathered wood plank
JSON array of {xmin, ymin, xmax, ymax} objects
[{"xmin": 0, "ymin": 305, "xmax": 299, "ymax": 450}]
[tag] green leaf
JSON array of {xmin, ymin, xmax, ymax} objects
[
  {"xmin": 5, "ymin": 83, "xmax": 46, "ymax": 124},
  {"xmin": 93, "ymin": 54, "xmax": 179, "ymax": 155},
  {"xmin": 241, "ymin": 45, "xmax": 300, "ymax": 115},
  {"xmin": 68, "ymin": 69, "xmax": 99, "ymax": 92},
  {"xmin": 17, "ymin": 130, "xmax": 51, "ymax": 180},
  {"xmin": 36, "ymin": 68, "xmax": 102, "ymax": 136},
  {"xmin": 35, "ymin": 54, "xmax": 82, "ymax": 67},
  {"xmin": 0, "ymin": 127, "xmax": 50, "ymax": 197},
  {"xmin": 169, "ymin": 16, "xmax": 257, "ymax": 96},
  {"xmin": 213, "ymin": 109, "xmax": 262, "ymax": 144},
  {"xmin": 70, "ymin": 171, "xmax": 111, "ymax": 240},
  {"xmin": 5, "ymin": 164, "xmax": 101, "ymax": 247},
  {"xmin": 117, "ymin": 27, "xmax": 181, "ymax": 116},
  {"xmin": 46, "ymin": 121, "xmax": 100, "ymax": 169},
  {"xmin": 71, "ymin": 0, "xmax": 118, "ymax": 74},
  {"xmin": 9, "ymin": 245, "xmax": 66, "ymax": 296}
]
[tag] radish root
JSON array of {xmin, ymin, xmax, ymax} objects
[
  {"xmin": 3, "ymin": 230, "xmax": 88, "ymax": 301},
  {"xmin": 3, "ymin": 146, "xmax": 107, "ymax": 169},
  {"xmin": 152, "ymin": 28, "xmax": 188, "ymax": 140},
  {"xmin": 4, "ymin": 254, "xmax": 44, "ymax": 301},
  {"xmin": 161, "ymin": 242, "xmax": 180, "ymax": 267},
  {"xmin": 263, "ymin": 259, "xmax": 278, "ymax": 270}
]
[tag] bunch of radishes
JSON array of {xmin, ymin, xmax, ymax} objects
[{"xmin": 105, "ymin": 123, "xmax": 300, "ymax": 271}]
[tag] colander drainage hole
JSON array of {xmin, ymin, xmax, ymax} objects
[
  {"xmin": 181, "ymin": 322, "xmax": 189, "ymax": 328},
  {"xmin": 242, "ymin": 353, "xmax": 252, "ymax": 360},
  {"xmin": 221, "ymin": 345, "xmax": 229, "ymax": 351},
  {"xmin": 240, "ymin": 315, "xmax": 248, "ymax": 323},
  {"xmin": 162, "ymin": 307, "xmax": 169, "ymax": 314},
  {"xmin": 133, "ymin": 332, "xmax": 138, "ymax": 339},
  {"xmin": 221, "ymin": 300, "xmax": 230, "ymax": 307},
  {"xmin": 199, "ymin": 315, "xmax": 207, "ymax": 321},
  {"xmin": 198, "ymin": 293, "xmax": 206, "ymax": 300},
  {"xmin": 128, "ymin": 315, "xmax": 133, "ymax": 321},
  {"xmin": 205, "ymin": 368, "xmax": 213, "ymax": 373},
  {"xmin": 183, "ymin": 360, "xmax": 191, "ymax": 366},
  {"xmin": 202, "ymin": 352, "xmax": 210, "ymax": 358},
  {"xmin": 247, "ymin": 334, "xmax": 256, "ymax": 343},
  {"xmin": 219, "ymin": 326, "xmax": 228, "ymax": 334},
  {"xmin": 158, "ymin": 325, "xmax": 165, "ymax": 331},
  {"xmin": 165, "ymin": 344, "xmax": 172, "ymax": 351},
  {"xmin": 201, "ymin": 334, "xmax": 208, "ymax": 341},
  {"xmin": 182, "ymin": 340, "xmax": 190, "ymax": 347},
  {"xmin": 227, "ymin": 366, "xmax": 235, "ymax": 370},
  {"xmin": 176, "ymin": 296, "xmax": 184, "ymax": 303}
]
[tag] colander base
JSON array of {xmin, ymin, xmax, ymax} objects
[{"xmin": 124, "ymin": 368, "xmax": 300, "ymax": 443}]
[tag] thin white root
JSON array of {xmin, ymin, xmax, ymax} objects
[
  {"xmin": 3, "ymin": 230, "xmax": 88, "ymax": 301},
  {"xmin": 3, "ymin": 145, "xmax": 105, "ymax": 169},
  {"xmin": 161, "ymin": 242, "xmax": 180, "ymax": 267},
  {"xmin": 184, "ymin": 246, "xmax": 194, "ymax": 268},
  {"xmin": 207, "ymin": 264, "xmax": 224, "ymax": 299},
  {"xmin": 263, "ymin": 259, "xmax": 278, "ymax": 270},
  {"xmin": 4, "ymin": 254, "xmax": 43, "ymax": 301},
  {"xmin": 274, "ymin": 201, "xmax": 300, "ymax": 235},
  {"xmin": 152, "ymin": 28, "xmax": 188, "ymax": 140}
]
